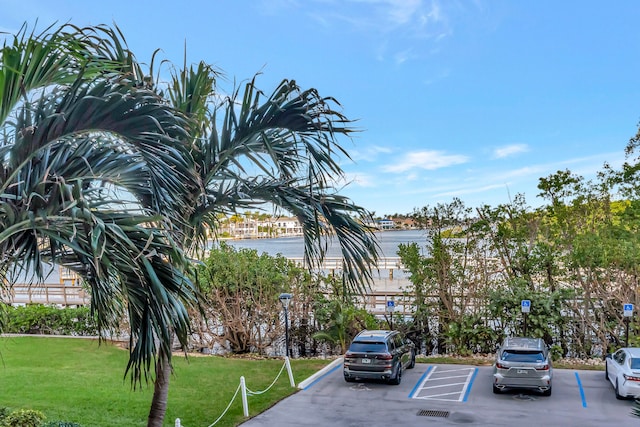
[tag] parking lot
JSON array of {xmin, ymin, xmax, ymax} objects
[{"xmin": 240, "ymin": 362, "xmax": 638, "ymax": 426}]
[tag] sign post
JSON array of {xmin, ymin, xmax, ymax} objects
[
  {"xmin": 387, "ymin": 300, "xmax": 395, "ymax": 330},
  {"xmin": 624, "ymin": 303, "xmax": 634, "ymax": 347},
  {"xmin": 521, "ymin": 300, "xmax": 531, "ymax": 336}
]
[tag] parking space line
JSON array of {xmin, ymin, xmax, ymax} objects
[
  {"xmin": 436, "ymin": 368, "xmax": 468, "ymax": 374},
  {"xmin": 408, "ymin": 366, "xmax": 432, "ymax": 398},
  {"xmin": 431, "ymin": 374, "xmax": 473, "ymax": 381},
  {"xmin": 411, "ymin": 365, "xmax": 477, "ymax": 402},
  {"xmin": 574, "ymin": 372, "xmax": 587, "ymax": 408},
  {"xmin": 424, "ymin": 391, "xmax": 463, "ymax": 399},
  {"xmin": 422, "ymin": 382, "xmax": 468, "ymax": 390},
  {"xmin": 462, "ymin": 368, "xmax": 478, "ymax": 402}
]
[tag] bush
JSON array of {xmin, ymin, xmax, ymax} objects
[
  {"xmin": 1, "ymin": 409, "xmax": 44, "ymax": 427},
  {"xmin": 0, "ymin": 407, "xmax": 10, "ymax": 423},
  {"xmin": 4, "ymin": 305, "xmax": 97, "ymax": 336}
]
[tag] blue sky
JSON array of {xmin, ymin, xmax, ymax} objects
[{"xmin": 2, "ymin": 1, "xmax": 639, "ymax": 216}]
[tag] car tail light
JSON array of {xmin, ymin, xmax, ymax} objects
[
  {"xmin": 536, "ymin": 364, "xmax": 550, "ymax": 371},
  {"xmin": 496, "ymin": 362, "xmax": 508, "ymax": 370},
  {"xmin": 624, "ymin": 373, "xmax": 640, "ymax": 382},
  {"xmin": 344, "ymin": 351, "xmax": 355, "ymax": 360},
  {"xmin": 378, "ymin": 354, "xmax": 393, "ymax": 360}
]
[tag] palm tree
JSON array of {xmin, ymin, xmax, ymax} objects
[
  {"xmin": 139, "ymin": 60, "xmax": 381, "ymax": 425},
  {"xmin": 165, "ymin": 67, "xmax": 380, "ymax": 284},
  {"xmin": 2, "ymin": 22, "xmax": 380, "ymax": 426},
  {"xmin": 1, "ymin": 24, "xmax": 200, "ymax": 426}
]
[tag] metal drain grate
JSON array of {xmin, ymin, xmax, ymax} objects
[{"xmin": 417, "ymin": 409, "xmax": 450, "ymax": 418}]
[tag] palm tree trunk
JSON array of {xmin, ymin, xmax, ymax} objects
[{"xmin": 147, "ymin": 350, "xmax": 171, "ymax": 427}]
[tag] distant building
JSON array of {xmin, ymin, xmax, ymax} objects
[
  {"xmin": 377, "ymin": 218, "xmax": 395, "ymax": 230},
  {"xmin": 221, "ymin": 215, "xmax": 303, "ymax": 238},
  {"xmin": 270, "ymin": 216, "xmax": 303, "ymax": 236},
  {"xmin": 392, "ymin": 217, "xmax": 417, "ymax": 229}
]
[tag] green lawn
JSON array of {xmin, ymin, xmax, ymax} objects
[{"xmin": 0, "ymin": 336, "xmax": 332, "ymax": 427}]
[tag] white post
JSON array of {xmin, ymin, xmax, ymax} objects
[
  {"xmin": 240, "ymin": 376, "xmax": 249, "ymax": 417},
  {"xmin": 175, "ymin": 418, "xmax": 181, "ymax": 427},
  {"xmin": 285, "ymin": 356, "xmax": 295, "ymax": 387}
]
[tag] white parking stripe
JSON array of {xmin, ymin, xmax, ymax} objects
[
  {"xmin": 429, "ymin": 374, "xmax": 471, "ymax": 381},
  {"xmin": 422, "ymin": 382, "xmax": 468, "ymax": 390},
  {"xmin": 412, "ymin": 365, "xmax": 477, "ymax": 402},
  {"xmin": 423, "ymin": 391, "xmax": 462, "ymax": 399},
  {"xmin": 435, "ymin": 368, "xmax": 469, "ymax": 374}
]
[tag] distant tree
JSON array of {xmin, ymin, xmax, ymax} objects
[{"xmin": 403, "ymin": 198, "xmax": 495, "ymax": 354}]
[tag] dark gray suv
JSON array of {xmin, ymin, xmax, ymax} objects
[{"xmin": 343, "ymin": 330, "xmax": 415, "ymax": 385}]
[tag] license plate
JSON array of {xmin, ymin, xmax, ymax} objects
[
  {"xmin": 361, "ymin": 358, "xmax": 371, "ymax": 364},
  {"xmin": 517, "ymin": 369, "xmax": 528, "ymax": 374}
]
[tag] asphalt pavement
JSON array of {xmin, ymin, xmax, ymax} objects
[{"xmin": 239, "ymin": 361, "xmax": 639, "ymax": 427}]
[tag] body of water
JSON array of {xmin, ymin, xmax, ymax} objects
[{"xmin": 224, "ymin": 229, "xmax": 429, "ymax": 259}]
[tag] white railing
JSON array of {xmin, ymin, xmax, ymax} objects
[
  {"xmin": 288, "ymin": 256, "xmax": 403, "ymax": 271},
  {"xmin": 3, "ymin": 283, "xmax": 89, "ymax": 306},
  {"xmin": 3, "ymin": 258, "xmax": 410, "ymax": 308},
  {"xmin": 2, "ymin": 267, "xmax": 89, "ymax": 306}
]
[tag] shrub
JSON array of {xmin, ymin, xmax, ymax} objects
[
  {"xmin": 0, "ymin": 407, "xmax": 10, "ymax": 423},
  {"xmin": 1, "ymin": 409, "xmax": 44, "ymax": 427},
  {"xmin": 4, "ymin": 305, "xmax": 97, "ymax": 336}
]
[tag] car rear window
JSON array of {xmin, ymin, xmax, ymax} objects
[
  {"xmin": 501, "ymin": 350, "xmax": 545, "ymax": 363},
  {"xmin": 349, "ymin": 341, "xmax": 387, "ymax": 352},
  {"xmin": 630, "ymin": 358, "xmax": 640, "ymax": 369}
]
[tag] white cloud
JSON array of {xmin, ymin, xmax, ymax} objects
[
  {"xmin": 304, "ymin": 0, "xmax": 453, "ymax": 63},
  {"xmin": 340, "ymin": 171, "xmax": 377, "ymax": 188},
  {"xmin": 394, "ymin": 48, "xmax": 413, "ymax": 64},
  {"xmin": 383, "ymin": 150, "xmax": 469, "ymax": 173},
  {"xmin": 349, "ymin": 144, "xmax": 393, "ymax": 162},
  {"xmin": 492, "ymin": 143, "xmax": 529, "ymax": 159}
]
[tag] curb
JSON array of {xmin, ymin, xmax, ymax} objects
[{"xmin": 297, "ymin": 357, "xmax": 343, "ymax": 389}]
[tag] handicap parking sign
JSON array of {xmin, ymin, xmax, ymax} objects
[
  {"xmin": 624, "ymin": 304, "xmax": 634, "ymax": 317},
  {"xmin": 521, "ymin": 299, "xmax": 531, "ymax": 313},
  {"xmin": 386, "ymin": 300, "xmax": 395, "ymax": 312}
]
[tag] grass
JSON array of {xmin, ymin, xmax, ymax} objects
[
  {"xmin": 0, "ymin": 337, "xmax": 605, "ymax": 426},
  {"xmin": 0, "ymin": 336, "xmax": 332, "ymax": 427}
]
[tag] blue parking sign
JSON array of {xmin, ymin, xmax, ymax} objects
[
  {"xmin": 521, "ymin": 299, "xmax": 531, "ymax": 313},
  {"xmin": 624, "ymin": 304, "xmax": 634, "ymax": 317},
  {"xmin": 386, "ymin": 300, "xmax": 395, "ymax": 312}
]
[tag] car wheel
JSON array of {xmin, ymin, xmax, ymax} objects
[
  {"xmin": 408, "ymin": 351, "xmax": 416, "ymax": 369},
  {"xmin": 542, "ymin": 386, "xmax": 552, "ymax": 397},
  {"xmin": 616, "ymin": 379, "xmax": 625, "ymax": 400},
  {"xmin": 344, "ymin": 375, "xmax": 355, "ymax": 383},
  {"xmin": 605, "ymin": 362, "xmax": 608, "ymax": 381},
  {"xmin": 389, "ymin": 363, "xmax": 402, "ymax": 385},
  {"xmin": 492, "ymin": 384, "xmax": 501, "ymax": 394}
]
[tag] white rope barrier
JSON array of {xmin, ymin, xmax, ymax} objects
[
  {"xmin": 177, "ymin": 357, "xmax": 296, "ymax": 427},
  {"xmin": 245, "ymin": 358, "xmax": 287, "ymax": 396},
  {"xmin": 205, "ymin": 382, "xmax": 242, "ymax": 427}
]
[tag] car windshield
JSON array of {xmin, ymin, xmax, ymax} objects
[
  {"xmin": 501, "ymin": 350, "xmax": 545, "ymax": 363},
  {"xmin": 630, "ymin": 358, "xmax": 640, "ymax": 369},
  {"xmin": 349, "ymin": 342, "xmax": 387, "ymax": 353}
]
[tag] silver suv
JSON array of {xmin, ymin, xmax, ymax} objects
[
  {"xmin": 492, "ymin": 337, "xmax": 553, "ymax": 396},
  {"xmin": 343, "ymin": 330, "xmax": 415, "ymax": 385}
]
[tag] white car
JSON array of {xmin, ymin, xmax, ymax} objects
[{"xmin": 605, "ymin": 347, "xmax": 640, "ymax": 399}]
